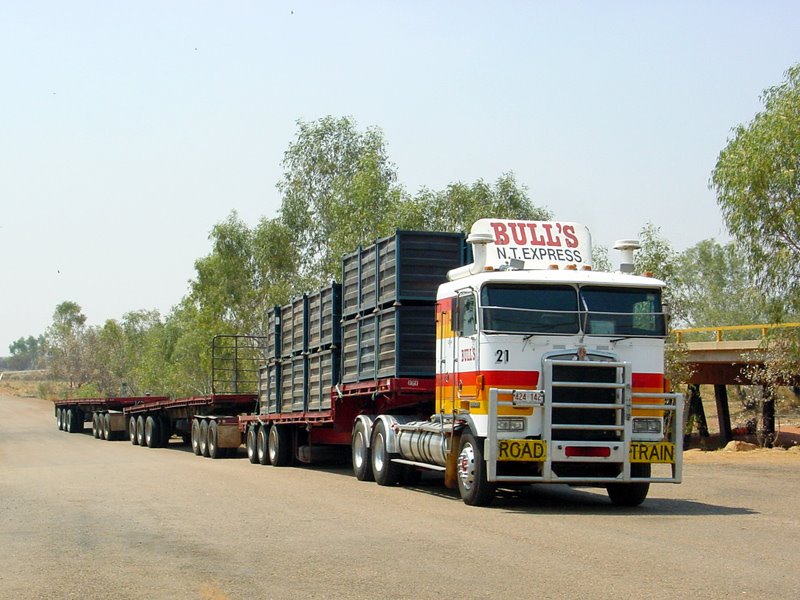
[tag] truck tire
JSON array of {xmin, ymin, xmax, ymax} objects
[
  {"xmin": 65, "ymin": 409, "xmax": 74, "ymax": 433},
  {"xmin": 207, "ymin": 421, "xmax": 219, "ymax": 459},
  {"xmin": 92, "ymin": 413, "xmax": 101, "ymax": 438},
  {"xmin": 457, "ymin": 432, "xmax": 495, "ymax": 506},
  {"xmin": 129, "ymin": 416, "xmax": 138, "ymax": 445},
  {"xmin": 268, "ymin": 425, "xmax": 292, "ymax": 467},
  {"xmin": 145, "ymin": 415, "xmax": 161, "ymax": 448},
  {"xmin": 136, "ymin": 415, "xmax": 146, "ymax": 446},
  {"xmin": 191, "ymin": 419, "xmax": 202, "ymax": 455},
  {"xmin": 103, "ymin": 413, "xmax": 112, "ymax": 440},
  {"xmin": 371, "ymin": 421, "xmax": 401, "ymax": 486},
  {"xmin": 56, "ymin": 408, "xmax": 63, "ymax": 431},
  {"xmin": 199, "ymin": 420, "xmax": 210, "ymax": 457},
  {"xmin": 606, "ymin": 464, "xmax": 651, "ymax": 507},
  {"xmin": 352, "ymin": 420, "xmax": 374, "ymax": 481},
  {"xmin": 256, "ymin": 424, "xmax": 269, "ymax": 465},
  {"xmin": 246, "ymin": 425, "xmax": 259, "ymax": 464}
]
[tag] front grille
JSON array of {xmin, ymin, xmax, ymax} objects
[{"xmin": 552, "ymin": 364, "xmax": 619, "ymax": 441}]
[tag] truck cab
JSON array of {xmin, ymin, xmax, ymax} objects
[{"xmin": 430, "ymin": 219, "xmax": 682, "ymax": 505}]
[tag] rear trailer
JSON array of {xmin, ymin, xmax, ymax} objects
[
  {"xmin": 54, "ymin": 396, "xmax": 169, "ymax": 440},
  {"xmin": 125, "ymin": 394, "xmax": 257, "ymax": 456}
]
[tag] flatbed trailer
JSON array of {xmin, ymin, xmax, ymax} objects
[
  {"xmin": 124, "ymin": 393, "xmax": 258, "ymax": 457},
  {"xmin": 238, "ymin": 377, "xmax": 434, "ymax": 467},
  {"xmin": 54, "ymin": 396, "xmax": 169, "ymax": 440}
]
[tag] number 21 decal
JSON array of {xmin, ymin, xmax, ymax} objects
[{"xmin": 495, "ymin": 349, "xmax": 509, "ymax": 363}]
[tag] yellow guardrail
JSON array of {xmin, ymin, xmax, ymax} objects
[{"xmin": 673, "ymin": 323, "xmax": 800, "ymax": 344}]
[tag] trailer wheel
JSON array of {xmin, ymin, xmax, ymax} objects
[
  {"xmin": 145, "ymin": 415, "xmax": 162, "ymax": 448},
  {"xmin": 256, "ymin": 424, "xmax": 269, "ymax": 465},
  {"xmin": 606, "ymin": 464, "xmax": 651, "ymax": 507},
  {"xmin": 199, "ymin": 420, "xmax": 210, "ymax": 457},
  {"xmin": 352, "ymin": 421, "xmax": 374, "ymax": 481},
  {"xmin": 64, "ymin": 409, "xmax": 74, "ymax": 433},
  {"xmin": 91, "ymin": 413, "xmax": 99, "ymax": 438},
  {"xmin": 136, "ymin": 415, "xmax": 146, "ymax": 446},
  {"xmin": 246, "ymin": 425, "xmax": 259, "ymax": 464},
  {"xmin": 129, "ymin": 416, "xmax": 138, "ymax": 445},
  {"xmin": 103, "ymin": 413, "xmax": 112, "ymax": 441},
  {"xmin": 56, "ymin": 408, "xmax": 63, "ymax": 430},
  {"xmin": 371, "ymin": 421, "xmax": 401, "ymax": 486},
  {"xmin": 207, "ymin": 421, "xmax": 220, "ymax": 459},
  {"xmin": 457, "ymin": 432, "xmax": 495, "ymax": 506},
  {"xmin": 191, "ymin": 419, "xmax": 202, "ymax": 455},
  {"xmin": 268, "ymin": 425, "xmax": 291, "ymax": 467}
]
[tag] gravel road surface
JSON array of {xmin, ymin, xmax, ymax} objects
[{"xmin": 2, "ymin": 393, "xmax": 799, "ymax": 599}]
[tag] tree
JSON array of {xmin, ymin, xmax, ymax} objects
[
  {"xmin": 672, "ymin": 239, "xmax": 783, "ymax": 329},
  {"xmin": 278, "ymin": 116, "xmax": 402, "ymax": 284},
  {"xmin": 711, "ymin": 63, "xmax": 800, "ymax": 306},
  {"xmin": 399, "ymin": 173, "xmax": 550, "ymax": 232},
  {"xmin": 45, "ymin": 301, "xmax": 89, "ymax": 391},
  {"xmin": 8, "ymin": 335, "xmax": 45, "ymax": 370}
]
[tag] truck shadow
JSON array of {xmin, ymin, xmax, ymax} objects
[{"xmin": 311, "ymin": 464, "xmax": 755, "ymax": 516}]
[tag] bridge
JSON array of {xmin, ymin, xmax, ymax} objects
[{"xmin": 672, "ymin": 323, "xmax": 800, "ymax": 446}]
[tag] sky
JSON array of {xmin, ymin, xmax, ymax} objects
[{"xmin": 1, "ymin": 1, "xmax": 798, "ymax": 354}]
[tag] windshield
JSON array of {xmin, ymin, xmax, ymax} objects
[{"xmin": 480, "ymin": 284, "xmax": 665, "ymax": 337}]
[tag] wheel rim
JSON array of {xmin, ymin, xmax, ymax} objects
[
  {"xmin": 257, "ymin": 427, "xmax": 267, "ymax": 463},
  {"xmin": 145, "ymin": 418, "xmax": 153, "ymax": 446},
  {"xmin": 268, "ymin": 427, "xmax": 278, "ymax": 462},
  {"xmin": 104, "ymin": 414, "xmax": 111, "ymax": 439},
  {"xmin": 130, "ymin": 417, "xmax": 137, "ymax": 443},
  {"xmin": 373, "ymin": 431, "xmax": 386, "ymax": 473},
  {"xmin": 353, "ymin": 428, "xmax": 367, "ymax": 470},
  {"xmin": 458, "ymin": 442, "xmax": 478, "ymax": 491},
  {"xmin": 247, "ymin": 429, "xmax": 256, "ymax": 460},
  {"xmin": 191, "ymin": 420, "xmax": 201, "ymax": 454}
]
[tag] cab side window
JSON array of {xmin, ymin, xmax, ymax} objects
[{"xmin": 461, "ymin": 294, "xmax": 476, "ymax": 337}]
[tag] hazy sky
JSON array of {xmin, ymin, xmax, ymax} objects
[{"xmin": 1, "ymin": 1, "xmax": 798, "ymax": 354}]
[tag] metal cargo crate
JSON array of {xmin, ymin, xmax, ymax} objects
[
  {"xmin": 376, "ymin": 305, "xmax": 436, "ymax": 378},
  {"xmin": 258, "ymin": 362, "xmax": 281, "ymax": 415},
  {"xmin": 307, "ymin": 283, "xmax": 342, "ymax": 351},
  {"xmin": 266, "ymin": 306, "xmax": 281, "ymax": 362},
  {"xmin": 341, "ymin": 306, "xmax": 435, "ymax": 383},
  {"xmin": 307, "ymin": 349, "xmax": 340, "ymax": 411},
  {"xmin": 377, "ymin": 230, "xmax": 467, "ymax": 307},
  {"xmin": 279, "ymin": 356, "xmax": 307, "ymax": 413},
  {"xmin": 280, "ymin": 295, "xmax": 308, "ymax": 358},
  {"xmin": 341, "ymin": 319, "xmax": 359, "ymax": 384},
  {"xmin": 341, "ymin": 243, "xmax": 378, "ymax": 318}
]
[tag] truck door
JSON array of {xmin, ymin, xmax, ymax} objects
[{"xmin": 455, "ymin": 291, "xmax": 479, "ymax": 404}]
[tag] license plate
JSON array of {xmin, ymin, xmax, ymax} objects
[
  {"xmin": 498, "ymin": 439, "xmax": 547, "ymax": 461},
  {"xmin": 511, "ymin": 390, "xmax": 545, "ymax": 407},
  {"xmin": 629, "ymin": 442, "xmax": 675, "ymax": 463}
]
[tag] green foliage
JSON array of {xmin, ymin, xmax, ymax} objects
[
  {"xmin": 7, "ymin": 335, "xmax": 45, "ymax": 370},
  {"xmin": 278, "ymin": 116, "xmax": 402, "ymax": 284},
  {"xmin": 591, "ymin": 245, "xmax": 612, "ymax": 273},
  {"xmin": 398, "ymin": 173, "xmax": 550, "ymax": 232},
  {"xmin": 711, "ymin": 63, "xmax": 800, "ymax": 306}
]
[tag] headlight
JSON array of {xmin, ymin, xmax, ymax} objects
[
  {"xmin": 633, "ymin": 418, "xmax": 662, "ymax": 434},
  {"xmin": 497, "ymin": 417, "xmax": 526, "ymax": 432}
]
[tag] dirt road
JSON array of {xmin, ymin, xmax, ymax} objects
[{"xmin": 2, "ymin": 393, "xmax": 799, "ymax": 599}]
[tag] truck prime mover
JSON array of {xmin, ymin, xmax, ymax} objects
[{"xmin": 54, "ymin": 218, "xmax": 683, "ymax": 506}]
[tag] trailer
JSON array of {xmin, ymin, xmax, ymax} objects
[
  {"xmin": 54, "ymin": 396, "xmax": 169, "ymax": 440},
  {"xmin": 52, "ymin": 219, "xmax": 684, "ymax": 507}
]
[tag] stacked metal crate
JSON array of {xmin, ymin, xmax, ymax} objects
[
  {"xmin": 340, "ymin": 230, "xmax": 468, "ymax": 383},
  {"xmin": 306, "ymin": 283, "xmax": 342, "ymax": 411},
  {"xmin": 259, "ymin": 306, "xmax": 282, "ymax": 415},
  {"xmin": 258, "ymin": 285, "xmax": 342, "ymax": 415}
]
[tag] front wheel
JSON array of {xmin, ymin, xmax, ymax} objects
[
  {"xmin": 606, "ymin": 464, "xmax": 651, "ymax": 507},
  {"xmin": 457, "ymin": 432, "xmax": 495, "ymax": 506},
  {"xmin": 352, "ymin": 420, "xmax": 374, "ymax": 481}
]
